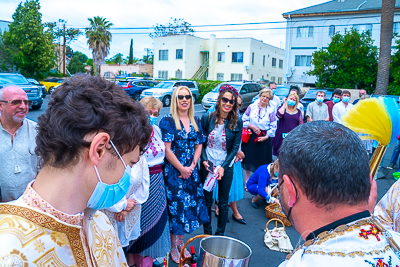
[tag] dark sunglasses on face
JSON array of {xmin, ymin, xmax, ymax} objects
[
  {"xmin": 0, "ymin": 99, "xmax": 32, "ymax": 106},
  {"xmin": 177, "ymin": 95, "xmax": 192, "ymax": 100},
  {"xmin": 221, "ymin": 97, "xmax": 236, "ymax": 105}
]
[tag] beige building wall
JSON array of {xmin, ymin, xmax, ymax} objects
[
  {"xmin": 153, "ymin": 34, "xmax": 284, "ymax": 82},
  {"xmin": 100, "ymin": 64, "xmax": 153, "ymax": 78}
]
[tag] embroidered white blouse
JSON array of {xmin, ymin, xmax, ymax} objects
[
  {"xmin": 145, "ymin": 125, "xmax": 165, "ymax": 167},
  {"xmin": 242, "ymin": 102, "xmax": 277, "ymax": 137}
]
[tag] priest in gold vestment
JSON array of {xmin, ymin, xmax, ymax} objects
[{"xmin": 0, "ymin": 75, "xmax": 152, "ymax": 266}]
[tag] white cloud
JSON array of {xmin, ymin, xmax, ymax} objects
[{"xmin": 0, "ymin": 0, "xmax": 325, "ymax": 58}]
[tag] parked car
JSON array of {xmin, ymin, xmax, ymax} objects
[
  {"xmin": 117, "ymin": 79, "xmax": 158, "ymax": 101},
  {"xmin": 202, "ymin": 81, "xmax": 262, "ymax": 112},
  {"xmin": 0, "ymin": 73, "xmax": 43, "ymax": 109},
  {"xmin": 251, "ymin": 85, "xmax": 291, "ymax": 106},
  {"xmin": 140, "ymin": 80, "xmax": 200, "ymax": 106},
  {"xmin": 299, "ymin": 88, "xmax": 334, "ymax": 113},
  {"xmin": 27, "ymin": 78, "xmax": 47, "ymax": 98},
  {"xmin": 40, "ymin": 78, "xmax": 66, "ymax": 94}
]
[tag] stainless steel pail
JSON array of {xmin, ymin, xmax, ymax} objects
[{"xmin": 198, "ymin": 236, "xmax": 252, "ymax": 267}]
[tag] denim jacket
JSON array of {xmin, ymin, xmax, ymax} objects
[{"xmin": 200, "ymin": 112, "xmax": 243, "ymax": 170}]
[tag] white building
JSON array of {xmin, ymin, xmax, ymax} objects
[
  {"xmin": 154, "ymin": 34, "xmax": 285, "ymax": 83},
  {"xmin": 283, "ymin": 0, "xmax": 400, "ymax": 87},
  {"xmin": 0, "ymin": 20, "xmax": 10, "ymax": 33}
]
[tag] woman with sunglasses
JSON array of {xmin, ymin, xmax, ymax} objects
[
  {"xmin": 242, "ymin": 88, "xmax": 277, "ymax": 185},
  {"xmin": 159, "ymin": 86, "xmax": 209, "ymax": 263},
  {"xmin": 200, "ymin": 85, "xmax": 243, "ymax": 236}
]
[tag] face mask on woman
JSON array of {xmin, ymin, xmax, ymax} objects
[
  {"xmin": 149, "ymin": 116, "xmax": 158, "ymax": 126},
  {"xmin": 287, "ymin": 99, "xmax": 296, "ymax": 106}
]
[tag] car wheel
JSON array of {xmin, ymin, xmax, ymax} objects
[
  {"xmin": 133, "ymin": 93, "xmax": 140, "ymax": 101},
  {"xmin": 49, "ymin": 87, "xmax": 54, "ymax": 94},
  {"xmin": 163, "ymin": 95, "xmax": 171, "ymax": 107},
  {"xmin": 32, "ymin": 104, "xmax": 42, "ymax": 110}
]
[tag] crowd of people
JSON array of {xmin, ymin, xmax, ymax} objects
[{"xmin": 1, "ymin": 74, "xmax": 400, "ymax": 267}]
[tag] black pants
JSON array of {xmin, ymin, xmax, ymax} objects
[{"xmin": 201, "ymin": 165, "xmax": 234, "ymax": 236}]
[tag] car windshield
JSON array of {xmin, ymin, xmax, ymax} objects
[
  {"xmin": 154, "ymin": 82, "xmax": 174, "ymax": 89},
  {"xmin": 28, "ymin": 79, "xmax": 39, "ymax": 85},
  {"xmin": 274, "ymin": 87, "xmax": 290, "ymax": 97},
  {"xmin": 0, "ymin": 74, "xmax": 28, "ymax": 84},
  {"xmin": 304, "ymin": 90, "xmax": 333, "ymax": 99},
  {"xmin": 212, "ymin": 83, "xmax": 241, "ymax": 92}
]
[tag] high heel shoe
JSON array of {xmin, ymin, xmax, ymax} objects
[{"xmin": 177, "ymin": 236, "xmax": 190, "ymax": 258}]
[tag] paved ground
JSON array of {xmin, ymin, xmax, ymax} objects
[{"xmin": 28, "ymin": 97, "xmax": 399, "ymax": 267}]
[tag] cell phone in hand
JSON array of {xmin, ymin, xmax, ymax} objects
[{"xmin": 206, "ymin": 160, "xmax": 214, "ymax": 173}]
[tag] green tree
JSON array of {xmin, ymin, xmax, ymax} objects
[
  {"xmin": 308, "ymin": 29, "xmax": 378, "ymax": 92},
  {"xmin": 67, "ymin": 54, "xmax": 86, "ymax": 74},
  {"xmin": 2, "ymin": 0, "xmax": 56, "ymax": 78},
  {"xmin": 85, "ymin": 16, "xmax": 113, "ymax": 75},
  {"xmin": 149, "ymin": 18, "xmax": 194, "ymax": 38},
  {"xmin": 106, "ymin": 53, "xmax": 124, "ymax": 64},
  {"xmin": 128, "ymin": 39, "xmax": 133, "ymax": 64}
]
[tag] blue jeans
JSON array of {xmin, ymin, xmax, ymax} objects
[{"xmin": 390, "ymin": 143, "xmax": 400, "ymax": 165}]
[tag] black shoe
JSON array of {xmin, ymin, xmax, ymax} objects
[
  {"xmin": 388, "ymin": 163, "xmax": 395, "ymax": 170},
  {"xmin": 251, "ymin": 201, "xmax": 258, "ymax": 209},
  {"xmin": 232, "ymin": 215, "xmax": 246, "ymax": 224}
]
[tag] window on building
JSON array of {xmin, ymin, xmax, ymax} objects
[
  {"xmin": 252, "ymin": 53, "xmax": 254, "ymax": 65},
  {"xmin": 278, "ymin": 77, "xmax": 282, "ymax": 84},
  {"xmin": 232, "ymin": 52, "xmax": 243, "ymax": 63},
  {"xmin": 250, "ymin": 74, "xmax": 253, "ymax": 80},
  {"xmin": 158, "ymin": 70, "xmax": 168, "ymax": 79},
  {"xmin": 279, "ymin": 59, "xmax": 283, "ymax": 69},
  {"xmin": 297, "ymin": 26, "xmax": 314, "ymax": 38},
  {"xmin": 394, "ymin": 22, "xmax": 400, "ymax": 34},
  {"xmin": 104, "ymin": 71, "xmax": 111, "ymax": 78},
  {"xmin": 272, "ymin": 58, "xmax": 277, "ymax": 67},
  {"xmin": 329, "ymin": 25, "xmax": 335, "ymax": 36},
  {"xmin": 218, "ymin": 52, "xmax": 225, "ymax": 62},
  {"xmin": 217, "ymin": 73, "xmax": 224, "ymax": 81},
  {"xmin": 295, "ymin": 55, "xmax": 312, "ymax": 67},
  {"xmin": 176, "ymin": 49, "xmax": 183, "ymax": 59},
  {"xmin": 175, "ymin": 70, "xmax": 182, "ymax": 79},
  {"xmin": 263, "ymin": 55, "xmax": 265, "ymax": 67},
  {"xmin": 271, "ymin": 76, "xmax": 276, "ymax": 82},
  {"xmin": 159, "ymin": 50, "xmax": 168, "ymax": 60},
  {"xmin": 352, "ymin": 24, "xmax": 373, "ymax": 34},
  {"xmin": 231, "ymin": 73, "xmax": 243, "ymax": 81}
]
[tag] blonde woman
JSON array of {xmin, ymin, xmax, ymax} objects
[
  {"xmin": 272, "ymin": 93, "xmax": 303, "ymax": 157},
  {"xmin": 159, "ymin": 86, "xmax": 209, "ymax": 263}
]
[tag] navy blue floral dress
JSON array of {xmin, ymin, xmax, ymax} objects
[{"xmin": 160, "ymin": 114, "xmax": 210, "ymax": 235}]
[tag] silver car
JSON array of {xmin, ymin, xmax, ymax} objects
[
  {"xmin": 201, "ymin": 82, "xmax": 262, "ymax": 112},
  {"xmin": 140, "ymin": 80, "xmax": 199, "ymax": 107}
]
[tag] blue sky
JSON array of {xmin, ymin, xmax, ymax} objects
[{"xmin": 1, "ymin": 0, "xmax": 325, "ymax": 59}]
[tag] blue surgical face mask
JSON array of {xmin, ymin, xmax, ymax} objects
[
  {"xmin": 316, "ymin": 97, "xmax": 324, "ymax": 103},
  {"xmin": 342, "ymin": 96, "xmax": 350, "ymax": 103},
  {"xmin": 87, "ymin": 140, "xmax": 132, "ymax": 210},
  {"xmin": 149, "ymin": 116, "xmax": 157, "ymax": 126},
  {"xmin": 333, "ymin": 97, "xmax": 340, "ymax": 103},
  {"xmin": 287, "ymin": 99, "xmax": 296, "ymax": 106},
  {"xmin": 275, "ymin": 171, "xmax": 279, "ymax": 177}
]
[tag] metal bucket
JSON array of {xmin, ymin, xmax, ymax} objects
[{"xmin": 199, "ymin": 236, "xmax": 252, "ymax": 267}]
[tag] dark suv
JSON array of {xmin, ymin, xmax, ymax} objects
[
  {"xmin": 117, "ymin": 79, "xmax": 158, "ymax": 101},
  {"xmin": 0, "ymin": 73, "xmax": 43, "ymax": 109}
]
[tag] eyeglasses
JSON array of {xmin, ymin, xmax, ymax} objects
[
  {"xmin": 148, "ymin": 110, "xmax": 159, "ymax": 117},
  {"xmin": 0, "ymin": 99, "xmax": 32, "ymax": 106},
  {"xmin": 177, "ymin": 95, "xmax": 192, "ymax": 100},
  {"xmin": 221, "ymin": 97, "xmax": 236, "ymax": 105}
]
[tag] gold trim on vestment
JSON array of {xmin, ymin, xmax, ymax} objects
[{"xmin": 0, "ymin": 204, "xmax": 88, "ymax": 267}]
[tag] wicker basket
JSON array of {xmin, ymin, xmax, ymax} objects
[
  {"xmin": 265, "ymin": 203, "xmax": 291, "ymax": 227},
  {"xmin": 178, "ymin": 234, "xmax": 211, "ymax": 267}
]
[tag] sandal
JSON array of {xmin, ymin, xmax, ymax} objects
[
  {"xmin": 170, "ymin": 243, "xmax": 180, "ymax": 264},
  {"xmin": 177, "ymin": 237, "xmax": 191, "ymax": 258}
]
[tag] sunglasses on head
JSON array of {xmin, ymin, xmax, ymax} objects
[
  {"xmin": 221, "ymin": 97, "xmax": 236, "ymax": 105},
  {"xmin": 0, "ymin": 99, "xmax": 32, "ymax": 106},
  {"xmin": 177, "ymin": 95, "xmax": 192, "ymax": 100}
]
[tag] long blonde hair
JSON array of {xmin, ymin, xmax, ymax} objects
[{"xmin": 170, "ymin": 86, "xmax": 199, "ymax": 132}]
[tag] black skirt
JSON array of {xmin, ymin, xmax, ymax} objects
[{"xmin": 242, "ymin": 131, "xmax": 272, "ymax": 172}]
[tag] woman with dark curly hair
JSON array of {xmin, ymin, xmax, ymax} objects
[{"xmin": 200, "ymin": 85, "xmax": 243, "ymax": 236}]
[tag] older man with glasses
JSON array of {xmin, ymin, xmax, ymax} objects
[{"xmin": 0, "ymin": 86, "xmax": 39, "ymax": 202}]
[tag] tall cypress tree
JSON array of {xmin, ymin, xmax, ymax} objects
[{"xmin": 128, "ymin": 39, "xmax": 133, "ymax": 64}]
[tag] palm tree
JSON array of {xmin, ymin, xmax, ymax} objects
[
  {"xmin": 85, "ymin": 17, "xmax": 113, "ymax": 76},
  {"xmin": 375, "ymin": 0, "xmax": 396, "ymax": 95}
]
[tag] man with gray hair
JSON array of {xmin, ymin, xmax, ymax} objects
[
  {"xmin": 306, "ymin": 90, "xmax": 329, "ymax": 122},
  {"xmin": 0, "ymin": 86, "xmax": 39, "ymax": 202}
]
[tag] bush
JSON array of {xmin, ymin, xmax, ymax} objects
[{"xmin": 195, "ymin": 80, "xmax": 223, "ymax": 101}]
